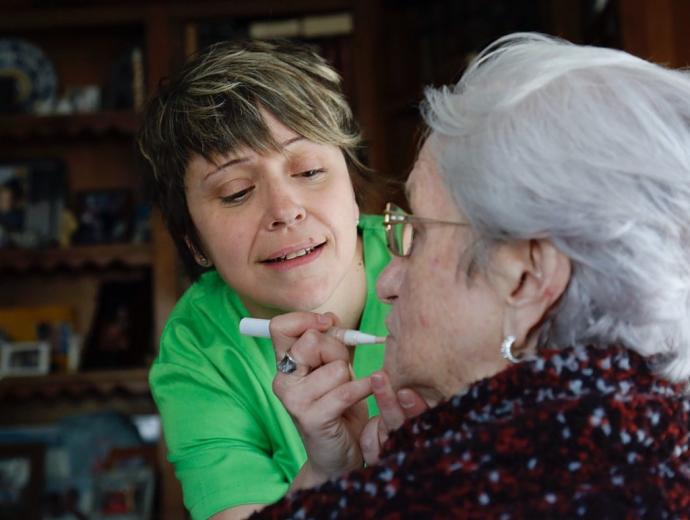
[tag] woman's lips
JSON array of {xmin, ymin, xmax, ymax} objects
[
  {"xmin": 262, "ymin": 239, "xmax": 327, "ymax": 262},
  {"xmin": 261, "ymin": 241, "xmax": 327, "ymax": 270}
]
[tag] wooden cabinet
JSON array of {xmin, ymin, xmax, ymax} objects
[{"xmin": 0, "ymin": 6, "xmax": 182, "ymax": 517}]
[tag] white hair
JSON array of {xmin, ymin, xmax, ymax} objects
[{"xmin": 422, "ymin": 32, "xmax": 690, "ymax": 382}]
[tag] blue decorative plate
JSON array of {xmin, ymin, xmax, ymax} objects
[{"xmin": 0, "ymin": 38, "xmax": 57, "ymax": 113}]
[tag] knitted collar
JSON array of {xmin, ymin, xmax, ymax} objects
[{"xmin": 385, "ymin": 344, "xmax": 689, "ymax": 454}]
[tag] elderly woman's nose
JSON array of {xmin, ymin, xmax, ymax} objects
[{"xmin": 376, "ymin": 256, "xmax": 404, "ymax": 304}]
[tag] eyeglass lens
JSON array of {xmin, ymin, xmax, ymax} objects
[{"xmin": 386, "ymin": 206, "xmax": 414, "ymax": 257}]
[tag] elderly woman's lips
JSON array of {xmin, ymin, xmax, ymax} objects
[{"xmin": 385, "ymin": 318, "xmax": 395, "ymax": 336}]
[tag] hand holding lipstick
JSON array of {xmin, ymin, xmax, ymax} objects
[{"xmin": 269, "ymin": 311, "xmax": 373, "ymax": 491}]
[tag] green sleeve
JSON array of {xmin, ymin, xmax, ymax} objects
[{"xmin": 150, "ymin": 318, "xmax": 305, "ymax": 519}]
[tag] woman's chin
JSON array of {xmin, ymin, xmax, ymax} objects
[{"xmin": 272, "ymin": 290, "xmax": 335, "ymax": 314}]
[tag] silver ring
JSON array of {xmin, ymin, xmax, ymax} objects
[{"xmin": 277, "ymin": 350, "xmax": 298, "ymax": 374}]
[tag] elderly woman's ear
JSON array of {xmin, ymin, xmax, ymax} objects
[{"xmin": 491, "ymin": 239, "xmax": 571, "ymax": 356}]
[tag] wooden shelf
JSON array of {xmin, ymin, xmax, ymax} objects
[
  {"xmin": 0, "ymin": 111, "xmax": 140, "ymax": 141},
  {"xmin": 0, "ymin": 367, "xmax": 155, "ymax": 427},
  {"xmin": 0, "ymin": 0, "xmax": 351, "ymax": 30},
  {"xmin": 0, "ymin": 367, "xmax": 150, "ymax": 401},
  {"xmin": 0, "ymin": 243, "xmax": 152, "ymax": 272}
]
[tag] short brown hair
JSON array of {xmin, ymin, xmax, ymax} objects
[{"xmin": 138, "ymin": 39, "xmax": 368, "ymax": 280}]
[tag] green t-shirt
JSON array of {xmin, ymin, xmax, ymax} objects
[{"xmin": 149, "ymin": 214, "xmax": 390, "ymax": 520}]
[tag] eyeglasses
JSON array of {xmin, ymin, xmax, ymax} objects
[{"xmin": 383, "ymin": 202, "xmax": 469, "ymax": 257}]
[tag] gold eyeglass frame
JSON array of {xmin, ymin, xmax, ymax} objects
[{"xmin": 383, "ymin": 202, "xmax": 468, "ymax": 257}]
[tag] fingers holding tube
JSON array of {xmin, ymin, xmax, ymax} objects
[
  {"xmin": 273, "ymin": 359, "xmax": 351, "ymax": 409},
  {"xmin": 269, "ymin": 312, "xmax": 334, "ymax": 362},
  {"xmin": 269, "ymin": 311, "xmax": 374, "ymax": 482},
  {"xmin": 272, "ymin": 324, "xmax": 352, "ymax": 383}
]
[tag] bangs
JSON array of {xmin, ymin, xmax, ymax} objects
[{"xmin": 159, "ymin": 84, "xmax": 359, "ymax": 176}]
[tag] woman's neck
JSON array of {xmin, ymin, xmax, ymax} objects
[{"xmin": 313, "ymin": 236, "xmax": 367, "ymax": 330}]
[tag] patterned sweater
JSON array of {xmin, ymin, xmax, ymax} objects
[{"xmin": 255, "ymin": 345, "xmax": 690, "ymax": 519}]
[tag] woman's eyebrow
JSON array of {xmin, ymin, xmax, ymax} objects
[
  {"xmin": 204, "ymin": 137, "xmax": 304, "ymax": 180},
  {"xmin": 281, "ymin": 136, "xmax": 304, "ymax": 148},
  {"xmin": 204, "ymin": 157, "xmax": 249, "ymax": 180}
]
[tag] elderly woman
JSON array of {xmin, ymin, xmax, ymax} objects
[{"xmin": 256, "ymin": 33, "xmax": 690, "ymax": 517}]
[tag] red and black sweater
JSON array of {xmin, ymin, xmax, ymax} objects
[{"xmin": 255, "ymin": 345, "xmax": 690, "ymax": 519}]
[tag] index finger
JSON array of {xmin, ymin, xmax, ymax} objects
[{"xmin": 269, "ymin": 311, "xmax": 334, "ymax": 360}]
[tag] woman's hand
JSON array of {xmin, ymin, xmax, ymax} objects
[
  {"xmin": 360, "ymin": 370, "xmax": 428, "ymax": 466},
  {"xmin": 270, "ymin": 312, "xmax": 372, "ymax": 490}
]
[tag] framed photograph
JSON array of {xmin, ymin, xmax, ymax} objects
[
  {"xmin": 0, "ymin": 443, "xmax": 45, "ymax": 520},
  {"xmin": 80, "ymin": 279, "xmax": 151, "ymax": 370},
  {"xmin": 0, "ymin": 341, "xmax": 50, "ymax": 377},
  {"xmin": 73, "ymin": 189, "xmax": 131, "ymax": 244},
  {"xmin": 92, "ymin": 466, "xmax": 154, "ymax": 520}
]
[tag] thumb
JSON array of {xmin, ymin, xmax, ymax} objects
[{"xmin": 396, "ymin": 388, "xmax": 429, "ymax": 420}]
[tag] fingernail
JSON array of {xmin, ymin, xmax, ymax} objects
[
  {"xmin": 397, "ymin": 389, "xmax": 415, "ymax": 408},
  {"xmin": 316, "ymin": 314, "xmax": 331, "ymax": 325},
  {"xmin": 371, "ymin": 373, "xmax": 385, "ymax": 390}
]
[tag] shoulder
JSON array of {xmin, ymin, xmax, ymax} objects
[
  {"xmin": 170, "ymin": 270, "xmax": 229, "ymax": 314},
  {"xmin": 154, "ymin": 270, "xmax": 250, "ymax": 364},
  {"xmin": 164, "ymin": 270, "xmax": 240, "ymax": 332}
]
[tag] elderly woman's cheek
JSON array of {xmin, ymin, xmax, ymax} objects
[{"xmin": 416, "ymin": 313, "xmax": 431, "ymax": 329}]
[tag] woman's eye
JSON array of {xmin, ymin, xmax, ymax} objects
[
  {"xmin": 220, "ymin": 186, "xmax": 254, "ymax": 205},
  {"xmin": 296, "ymin": 168, "xmax": 326, "ymax": 179}
]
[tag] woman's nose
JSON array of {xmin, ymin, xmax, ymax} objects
[
  {"xmin": 264, "ymin": 185, "xmax": 306, "ymax": 230},
  {"xmin": 376, "ymin": 256, "xmax": 404, "ymax": 304}
]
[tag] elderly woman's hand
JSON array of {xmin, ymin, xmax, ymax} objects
[
  {"xmin": 270, "ymin": 312, "xmax": 373, "ymax": 490},
  {"xmin": 360, "ymin": 371, "xmax": 429, "ymax": 466}
]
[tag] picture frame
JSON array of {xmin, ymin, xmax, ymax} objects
[
  {"xmin": 80, "ymin": 279, "xmax": 152, "ymax": 370},
  {"xmin": 0, "ymin": 443, "xmax": 45, "ymax": 520},
  {"xmin": 0, "ymin": 341, "xmax": 50, "ymax": 377},
  {"xmin": 73, "ymin": 189, "xmax": 132, "ymax": 245},
  {"xmin": 92, "ymin": 466, "xmax": 154, "ymax": 520},
  {"xmin": 0, "ymin": 305, "xmax": 79, "ymax": 374}
]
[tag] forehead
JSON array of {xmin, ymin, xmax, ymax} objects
[
  {"xmin": 405, "ymin": 145, "xmax": 433, "ymax": 210},
  {"xmin": 405, "ymin": 140, "xmax": 443, "ymax": 209},
  {"xmin": 260, "ymin": 108, "xmax": 299, "ymax": 143},
  {"xmin": 405, "ymin": 138, "xmax": 462, "ymax": 221},
  {"xmin": 224, "ymin": 109, "xmax": 300, "ymax": 159}
]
